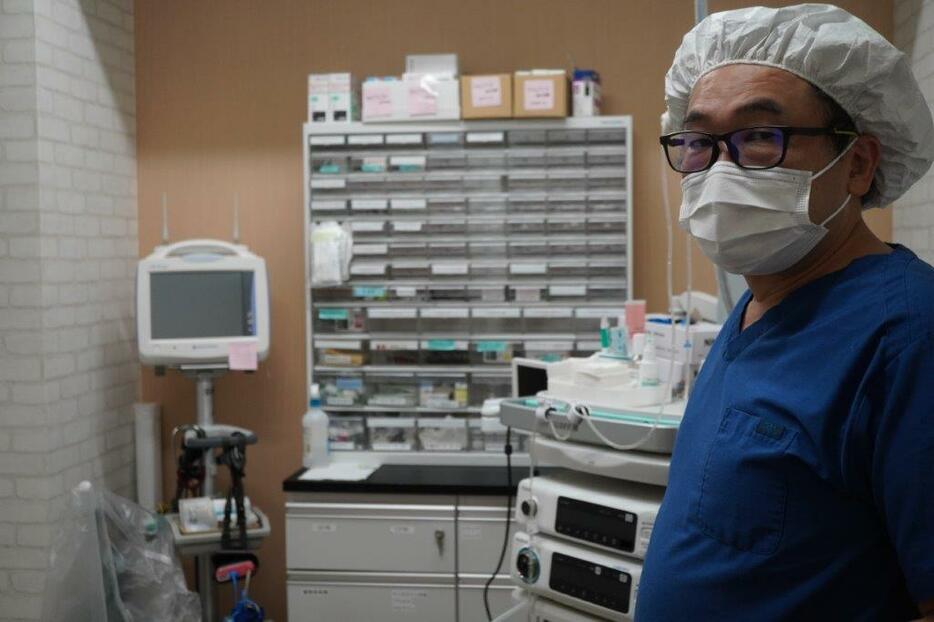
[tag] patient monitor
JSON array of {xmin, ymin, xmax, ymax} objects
[{"xmin": 137, "ymin": 239, "xmax": 270, "ymax": 367}]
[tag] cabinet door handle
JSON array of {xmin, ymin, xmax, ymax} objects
[{"xmin": 434, "ymin": 529, "xmax": 445, "ymax": 556}]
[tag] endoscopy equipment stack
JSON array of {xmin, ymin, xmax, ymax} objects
[{"xmin": 494, "ymin": 298, "xmax": 720, "ymax": 621}]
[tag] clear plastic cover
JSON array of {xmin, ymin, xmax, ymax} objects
[{"xmin": 43, "ymin": 481, "xmax": 200, "ymax": 622}]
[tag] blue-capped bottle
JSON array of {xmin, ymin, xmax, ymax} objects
[{"xmin": 302, "ymin": 384, "xmax": 330, "ymax": 468}]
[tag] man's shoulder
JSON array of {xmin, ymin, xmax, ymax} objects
[{"xmin": 880, "ymin": 246, "xmax": 934, "ymax": 349}]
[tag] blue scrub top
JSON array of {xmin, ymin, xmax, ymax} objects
[{"xmin": 636, "ymin": 245, "xmax": 934, "ymax": 621}]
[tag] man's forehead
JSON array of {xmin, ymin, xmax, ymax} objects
[{"xmin": 686, "ymin": 64, "xmax": 817, "ymax": 126}]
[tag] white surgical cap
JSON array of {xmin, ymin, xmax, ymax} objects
[{"xmin": 665, "ymin": 3, "xmax": 934, "ymax": 208}]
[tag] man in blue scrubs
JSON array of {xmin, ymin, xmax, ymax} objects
[{"xmin": 637, "ymin": 5, "xmax": 934, "ymax": 621}]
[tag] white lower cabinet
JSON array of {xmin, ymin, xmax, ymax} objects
[
  {"xmin": 285, "ymin": 501, "xmax": 456, "ymax": 573},
  {"xmin": 287, "ymin": 571, "xmax": 457, "ymax": 622},
  {"xmin": 286, "ymin": 493, "xmax": 515, "ymax": 621}
]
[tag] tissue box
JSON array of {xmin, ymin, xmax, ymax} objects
[
  {"xmin": 405, "ymin": 53, "xmax": 459, "ymax": 77},
  {"xmin": 514, "ymin": 70, "xmax": 568, "ymax": 118},
  {"xmin": 460, "ymin": 74, "xmax": 512, "ymax": 119},
  {"xmin": 362, "ymin": 77, "xmax": 460, "ymax": 122},
  {"xmin": 644, "ymin": 316, "xmax": 721, "ymax": 365}
]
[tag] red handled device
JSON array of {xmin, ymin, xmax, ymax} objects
[{"xmin": 215, "ymin": 560, "xmax": 256, "ymax": 583}]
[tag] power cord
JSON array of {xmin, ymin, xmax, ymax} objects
[{"xmin": 483, "ymin": 427, "xmax": 513, "ymax": 621}]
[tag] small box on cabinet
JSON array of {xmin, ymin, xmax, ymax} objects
[
  {"xmin": 513, "ymin": 70, "xmax": 568, "ymax": 118},
  {"xmin": 460, "ymin": 74, "xmax": 512, "ymax": 119}
]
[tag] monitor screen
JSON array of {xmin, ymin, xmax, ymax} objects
[
  {"xmin": 515, "ymin": 364, "xmax": 549, "ymax": 397},
  {"xmin": 150, "ymin": 271, "xmax": 255, "ymax": 339}
]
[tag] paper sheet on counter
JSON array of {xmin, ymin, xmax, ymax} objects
[{"xmin": 298, "ymin": 462, "xmax": 378, "ymax": 482}]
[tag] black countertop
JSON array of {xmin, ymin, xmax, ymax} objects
[{"xmin": 283, "ymin": 464, "xmax": 541, "ymax": 496}]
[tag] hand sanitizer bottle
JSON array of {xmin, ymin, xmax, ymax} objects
[{"xmin": 302, "ymin": 384, "xmax": 330, "ymax": 468}]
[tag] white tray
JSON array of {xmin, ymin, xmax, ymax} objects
[{"xmin": 167, "ymin": 507, "xmax": 271, "ymax": 556}]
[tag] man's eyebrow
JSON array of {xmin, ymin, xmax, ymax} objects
[{"xmin": 683, "ymin": 98, "xmax": 786, "ymax": 127}]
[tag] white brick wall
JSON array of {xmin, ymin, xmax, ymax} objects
[
  {"xmin": 0, "ymin": 3, "xmax": 44, "ymax": 617},
  {"xmin": 0, "ymin": 0, "xmax": 136, "ymax": 617},
  {"xmin": 895, "ymin": 0, "xmax": 934, "ymax": 264}
]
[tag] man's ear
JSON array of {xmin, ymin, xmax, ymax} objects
[{"xmin": 847, "ymin": 134, "xmax": 881, "ymax": 198}]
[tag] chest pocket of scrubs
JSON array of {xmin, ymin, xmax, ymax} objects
[{"xmin": 692, "ymin": 407, "xmax": 797, "ymax": 556}]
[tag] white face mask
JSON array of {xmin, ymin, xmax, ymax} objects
[{"xmin": 678, "ymin": 142, "xmax": 854, "ymax": 275}]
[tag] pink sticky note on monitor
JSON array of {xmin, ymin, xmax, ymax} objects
[
  {"xmin": 228, "ymin": 342, "xmax": 258, "ymax": 371},
  {"xmin": 625, "ymin": 300, "xmax": 646, "ymax": 335}
]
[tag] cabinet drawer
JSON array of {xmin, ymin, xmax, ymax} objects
[
  {"xmin": 286, "ymin": 502, "xmax": 455, "ymax": 572},
  {"xmin": 458, "ymin": 575, "xmax": 515, "ymax": 622},
  {"xmin": 288, "ymin": 571, "xmax": 455, "ymax": 622},
  {"xmin": 457, "ymin": 503, "xmax": 519, "ymax": 574}
]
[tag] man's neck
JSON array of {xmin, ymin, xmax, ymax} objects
[{"xmin": 741, "ymin": 217, "xmax": 891, "ymax": 328}]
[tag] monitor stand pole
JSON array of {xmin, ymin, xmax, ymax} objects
[{"xmin": 186, "ymin": 366, "xmax": 227, "ymax": 622}]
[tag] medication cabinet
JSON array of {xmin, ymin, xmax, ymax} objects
[{"xmin": 304, "ymin": 117, "xmax": 633, "ymax": 465}]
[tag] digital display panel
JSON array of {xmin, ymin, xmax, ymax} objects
[
  {"xmin": 555, "ymin": 496, "xmax": 637, "ymax": 552},
  {"xmin": 150, "ymin": 271, "xmax": 255, "ymax": 339},
  {"xmin": 550, "ymin": 552, "xmax": 631, "ymax": 614}
]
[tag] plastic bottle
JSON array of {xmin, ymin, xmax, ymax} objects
[
  {"xmin": 639, "ymin": 335, "xmax": 660, "ymax": 387},
  {"xmin": 630, "ymin": 333, "xmax": 646, "ymax": 362},
  {"xmin": 302, "ymin": 384, "xmax": 330, "ymax": 468},
  {"xmin": 610, "ymin": 313, "xmax": 630, "ymax": 358},
  {"xmin": 599, "ymin": 316, "xmax": 611, "ymax": 352}
]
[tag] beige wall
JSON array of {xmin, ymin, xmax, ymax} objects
[{"xmin": 135, "ymin": 1, "xmax": 893, "ymax": 617}]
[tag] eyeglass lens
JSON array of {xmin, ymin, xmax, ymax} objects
[{"xmin": 667, "ymin": 127, "xmax": 786, "ymax": 172}]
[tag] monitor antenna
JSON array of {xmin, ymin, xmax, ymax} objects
[
  {"xmin": 161, "ymin": 192, "xmax": 169, "ymax": 244},
  {"xmin": 232, "ymin": 193, "xmax": 240, "ymax": 244}
]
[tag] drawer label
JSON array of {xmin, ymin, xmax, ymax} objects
[
  {"xmin": 368, "ymin": 307, "xmax": 417, "ymax": 319},
  {"xmin": 391, "ymin": 589, "xmax": 428, "ymax": 611},
  {"xmin": 423, "ymin": 339, "xmax": 468, "ymax": 351},
  {"xmin": 550, "ymin": 285, "xmax": 587, "ymax": 297},
  {"xmin": 389, "ymin": 525, "xmax": 415, "ymax": 536},
  {"xmin": 352, "ymin": 198, "xmax": 388, "ymax": 210},
  {"xmin": 349, "ymin": 220, "xmax": 384, "ymax": 232},
  {"xmin": 524, "ymin": 307, "xmax": 572, "ymax": 318},
  {"xmin": 476, "ymin": 341, "xmax": 508, "ymax": 353},
  {"xmin": 372, "ymin": 340, "xmax": 419, "ymax": 351},
  {"xmin": 350, "ymin": 263, "xmax": 386, "ymax": 275},
  {"xmin": 318, "ymin": 308, "xmax": 349, "ymax": 320},
  {"xmin": 353, "ymin": 244, "xmax": 388, "ymax": 255},
  {"xmin": 393, "ymin": 221, "xmax": 424, "ymax": 232},
  {"xmin": 472, "ymin": 308, "xmax": 520, "ymax": 319},
  {"xmin": 353, "ymin": 286, "xmax": 387, "ymax": 298},
  {"xmin": 461, "ymin": 525, "xmax": 483, "ymax": 539},
  {"xmin": 309, "ymin": 522, "xmax": 337, "ymax": 533},
  {"xmin": 421, "ymin": 308, "xmax": 468, "ymax": 319}
]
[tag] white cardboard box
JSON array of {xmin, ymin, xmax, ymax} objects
[
  {"xmin": 405, "ymin": 53, "xmax": 459, "ymax": 78},
  {"xmin": 644, "ymin": 317, "xmax": 721, "ymax": 365},
  {"xmin": 308, "ymin": 73, "xmax": 330, "ymax": 123},
  {"xmin": 362, "ymin": 76, "xmax": 460, "ymax": 122},
  {"xmin": 572, "ymin": 79, "xmax": 602, "ymax": 117},
  {"xmin": 308, "ymin": 72, "xmax": 359, "ymax": 123},
  {"xmin": 327, "ymin": 72, "xmax": 358, "ymax": 123}
]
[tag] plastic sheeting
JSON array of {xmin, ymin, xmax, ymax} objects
[{"xmin": 42, "ymin": 481, "xmax": 200, "ymax": 622}]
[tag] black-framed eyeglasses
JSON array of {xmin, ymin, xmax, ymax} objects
[{"xmin": 659, "ymin": 126, "xmax": 858, "ymax": 174}]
